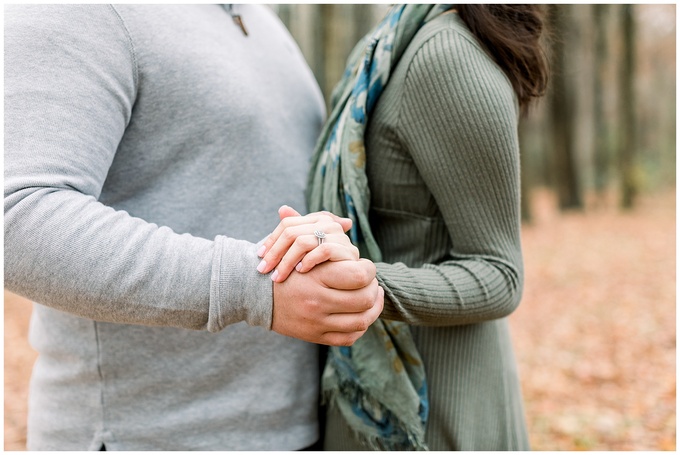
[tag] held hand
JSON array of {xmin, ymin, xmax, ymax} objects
[
  {"xmin": 257, "ymin": 206, "xmax": 356, "ymax": 282},
  {"xmin": 272, "ymin": 259, "xmax": 384, "ymax": 346},
  {"xmin": 277, "ymin": 205, "xmax": 352, "ymax": 229}
]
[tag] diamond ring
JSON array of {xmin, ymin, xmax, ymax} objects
[{"xmin": 314, "ymin": 230, "xmax": 326, "ymax": 246}]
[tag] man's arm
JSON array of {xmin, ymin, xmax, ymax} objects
[
  {"xmin": 3, "ymin": 5, "xmax": 221, "ymax": 329},
  {"xmin": 4, "ymin": 5, "xmax": 383, "ymax": 342}
]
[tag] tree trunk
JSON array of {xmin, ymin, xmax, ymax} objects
[
  {"xmin": 548, "ymin": 4, "xmax": 583, "ymax": 210},
  {"xmin": 592, "ymin": 4, "xmax": 609, "ymax": 199},
  {"xmin": 619, "ymin": 4, "xmax": 638, "ymax": 209}
]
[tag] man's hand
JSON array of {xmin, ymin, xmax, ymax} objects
[{"xmin": 272, "ymin": 258, "xmax": 384, "ymax": 346}]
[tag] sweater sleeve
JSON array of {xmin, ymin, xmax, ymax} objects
[
  {"xmin": 376, "ymin": 28, "xmax": 524, "ymax": 326},
  {"xmin": 4, "ymin": 5, "xmax": 273, "ymax": 331}
]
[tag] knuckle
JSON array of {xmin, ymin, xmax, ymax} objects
[
  {"xmin": 317, "ymin": 244, "xmax": 332, "ymax": 258},
  {"xmin": 324, "ymin": 224, "xmax": 342, "ymax": 234},
  {"xmin": 304, "ymin": 298, "xmax": 321, "ymax": 313},
  {"xmin": 280, "ymin": 228, "xmax": 295, "ymax": 242},
  {"xmin": 339, "ymin": 335, "xmax": 357, "ymax": 347},
  {"xmin": 353, "ymin": 266, "xmax": 372, "ymax": 285},
  {"xmin": 363, "ymin": 294, "xmax": 376, "ymax": 311},
  {"xmin": 350, "ymin": 261, "xmax": 374, "ymax": 283},
  {"xmin": 339, "ymin": 292, "xmax": 359, "ymax": 309},
  {"xmin": 364, "ymin": 259, "xmax": 377, "ymax": 275},
  {"xmin": 367, "ymin": 285, "xmax": 381, "ymax": 308},
  {"xmin": 354, "ymin": 317, "xmax": 370, "ymax": 333},
  {"xmin": 266, "ymin": 252, "xmax": 282, "ymax": 265},
  {"xmin": 323, "ymin": 328, "xmax": 362, "ymax": 347},
  {"xmin": 366, "ymin": 309, "xmax": 379, "ymax": 325},
  {"xmin": 322, "ymin": 333, "xmax": 340, "ymax": 347},
  {"xmin": 343, "ymin": 266, "xmax": 362, "ymax": 285},
  {"xmin": 317, "ymin": 214, "xmax": 333, "ymax": 224},
  {"xmin": 370, "ymin": 303, "xmax": 382, "ymax": 321},
  {"xmin": 377, "ymin": 295, "xmax": 385, "ymax": 312},
  {"xmin": 293, "ymin": 235, "xmax": 309, "ymax": 249},
  {"xmin": 346, "ymin": 291, "xmax": 373, "ymax": 312},
  {"xmin": 318, "ymin": 218, "xmax": 344, "ymax": 233}
]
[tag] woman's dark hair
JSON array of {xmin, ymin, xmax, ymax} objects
[{"xmin": 457, "ymin": 4, "xmax": 549, "ymax": 114}]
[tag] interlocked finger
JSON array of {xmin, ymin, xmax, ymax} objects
[
  {"xmin": 258, "ymin": 220, "xmax": 351, "ymax": 276},
  {"xmin": 318, "ymin": 285, "xmax": 384, "ymax": 346},
  {"xmin": 260, "ymin": 211, "xmax": 350, "ymax": 258},
  {"xmin": 270, "ymin": 234, "xmax": 358, "ymax": 282},
  {"xmin": 295, "ymin": 242, "xmax": 360, "ymax": 274}
]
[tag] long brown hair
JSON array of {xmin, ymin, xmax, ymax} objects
[{"xmin": 457, "ymin": 4, "xmax": 549, "ymax": 114}]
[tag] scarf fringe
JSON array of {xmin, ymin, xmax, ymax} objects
[{"xmin": 323, "ymin": 379, "xmax": 429, "ymax": 451}]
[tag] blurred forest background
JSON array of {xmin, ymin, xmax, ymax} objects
[{"xmin": 4, "ymin": 3, "xmax": 676, "ymax": 451}]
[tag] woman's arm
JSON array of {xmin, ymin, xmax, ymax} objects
[
  {"xmin": 374, "ymin": 27, "xmax": 523, "ymax": 326},
  {"xmin": 261, "ymin": 27, "xmax": 523, "ymax": 328},
  {"xmin": 265, "ymin": 29, "xmax": 523, "ymax": 328}
]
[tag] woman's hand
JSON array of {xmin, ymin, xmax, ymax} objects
[{"xmin": 257, "ymin": 206, "xmax": 359, "ymax": 283}]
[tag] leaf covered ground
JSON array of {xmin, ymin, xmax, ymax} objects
[
  {"xmin": 510, "ymin": 188, "xmax": 676, "ymax": 450},
  {"xmin": 4, "ymin": 188, "xmax": 676, "ymax": 451}
]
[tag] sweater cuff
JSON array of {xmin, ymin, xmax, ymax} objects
[
  {"xmin": 208, "ymin": 235, "xmax": 273, "ymax": 332},
  {"xmin": 375, "ymin": 261, "xmax": 403, "ymax": 321}
]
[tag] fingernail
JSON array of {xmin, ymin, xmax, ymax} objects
[
  {"xmin": 256, "ymin": 245, "xmax": 266, "ymax": 257},
  {"xmin": 295, "ymin": 262, "xmax": 302, "ymax": 272},
  {"xmin": 271, "ymin": 269, "xmax": 279, "ymax": 282},
  {"xmin": 257, "ymin": 259, "xmax": 267, "ymax": 273}
]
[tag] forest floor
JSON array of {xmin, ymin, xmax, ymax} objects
[
  {"xmin": 510, "ymin": 187, "xmax": 676, "ymax": 450},
  {"xmin": 4, "ymin": 187, "xmax": 676, "ymax": 451}
]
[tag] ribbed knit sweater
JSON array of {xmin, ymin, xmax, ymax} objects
[{"xmin": 323, "ymin": 12, "xmax": 530, "ymax": 450}]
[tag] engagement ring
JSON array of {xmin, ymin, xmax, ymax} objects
[{"xmin": 314, "ymin": 230, "xmax": 326, "ymax": 246}]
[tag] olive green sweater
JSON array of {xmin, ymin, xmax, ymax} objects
[{"xmin": 324, "ymin": 13, "xmax": 530, "ymax": 450}]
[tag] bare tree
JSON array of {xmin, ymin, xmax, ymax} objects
[
  {"xmin": 548, "ymin": 4, "xmax": 583, "ymax": 210},
  {"xmin": 619, "ymin": 4, "xmax": 638, "ymax": 209},
  {"xmin": 592, "ymin": 4, "xmax": 610, "ymax": 201}
]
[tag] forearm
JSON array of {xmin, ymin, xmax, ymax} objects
[
  {"xmin": 376, "ymin": 257, "xmax": 522, "ymax": 326},
  {"xmin": 4, "ymin": 187, "xmax": 272, "ymax": 331}
]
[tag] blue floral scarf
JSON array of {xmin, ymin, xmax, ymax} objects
[{"xmin": 306, "ymin": 4, "xmax": 453, "ymax": 450}]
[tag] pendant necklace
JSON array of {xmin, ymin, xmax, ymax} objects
[{"xmin": 223, "ymin": 5, "xmax": 248, "ymax": 36}]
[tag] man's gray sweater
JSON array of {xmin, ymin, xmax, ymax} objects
[{"xmin": 4, "ymin": 4, "xmax": 325, "ymax": 450}]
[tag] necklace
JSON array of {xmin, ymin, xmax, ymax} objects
[{"xmin": 223, "ymin": 4, "xmax": 248, "ymax": 36}]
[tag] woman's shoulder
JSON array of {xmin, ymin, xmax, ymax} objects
[
  {"xmin": 397, "ymin": 12, "xmax": 517, "ymax": 116},
  {"xmin": 413, "ymin": 12, "xmax": 484, "ymax": 53},
  {"xmin": 406, "ymin": 13, "xmax": 508, "ymax": 81}
]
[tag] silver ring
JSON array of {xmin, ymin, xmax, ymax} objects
[{"xmin": 314, "ymin": 230, "xmax": 326, "ymax": 246}]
